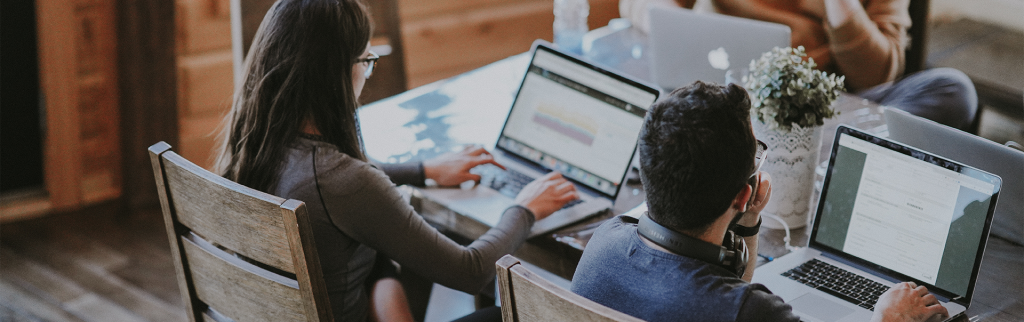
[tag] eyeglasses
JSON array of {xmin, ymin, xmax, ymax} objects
[
  {"xmin": 354, "ymin": 50, "xmax": 379, "ymax": 79},
  {"xmin": 747, "ymin": 140, "xmax": 769, "ymax": 207},
  {"xmin": 751, "ymin": 140, "xmax": 768, "ymax": 179}
]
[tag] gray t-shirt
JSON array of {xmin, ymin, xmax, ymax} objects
[
  {"xmin": 273, "ymin": 137, "xmax": 535, "ymax": 321},
  {"xmin": 571, "ymin": 216, "xmax": 800, "ymax": 322}
]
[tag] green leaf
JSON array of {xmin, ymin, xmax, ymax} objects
[{"xmin": 744, "ymin": 46, "xmax": 847, "ymax": 130}]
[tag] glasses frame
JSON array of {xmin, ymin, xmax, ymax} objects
[
  {"xmin": 355, "ymin": 50, "xmax": 379, "ymax": 80},
  {"xmin": 747, "ymin": 140, "xmax": 769, "ymax": 207}
]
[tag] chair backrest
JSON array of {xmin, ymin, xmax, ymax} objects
[
  {"xmin": 496, "ymin": 255, "xmax": 644, "ymax": 322},
  {"xmin": 904, "ymin": 0, "xmax": 930, "ymax": 75},
  {"xmin": 148, "ymin": 142, "xmax": 332, "ymax": 322},
  {"xmin": 230, "ymin": 0, "xmax": 407, "ymax": 103}
]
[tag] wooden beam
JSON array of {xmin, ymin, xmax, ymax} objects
[
  {"xmin": 37, "ymin": 0, "xmax": 82, "ymax": 211},
  {"xmin": 118, "ymin": 0, "xmax": 179, "ymax": 211}
]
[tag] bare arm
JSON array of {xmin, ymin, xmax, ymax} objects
[
  {"xmin": 738, "ymin": 172, "xmax": 771, "ymax": 282},
  {"xmin": 741, "ymin": 231, "xmax": 759, "ymax": 282}
]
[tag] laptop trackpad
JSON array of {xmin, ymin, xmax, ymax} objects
[{"xmin": 790, "ymin": 294, "xmax": 854, "ymax": 322}]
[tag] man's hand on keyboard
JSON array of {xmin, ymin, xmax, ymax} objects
[
  {"xmin": 871, "ymin": 282, "xmax": 949, "ymax": 322},
  {"xmin": 514, "ymin": 172, "xmax": 579, "ymax": 221},
  {"xmin": 423, "ymin": 145, "xmax": 505, "ymax": 187}
]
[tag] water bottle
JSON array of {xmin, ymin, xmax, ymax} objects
[{"xmin": 553, "ymin": 0, "xmax": 589, "ymax": 55}]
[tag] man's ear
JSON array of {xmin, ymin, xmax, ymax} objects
[{"xmin": 732, "ymin": 184, "xmax": 753, "ymax": 213}]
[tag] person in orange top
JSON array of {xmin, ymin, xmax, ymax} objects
[{"xmin": 621, "ymin": 0, "xmax": 978, "ymax": 131}]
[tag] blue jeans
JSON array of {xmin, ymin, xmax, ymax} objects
[{"xmin": 858, "ymin": 68, "xmax": 978, "ymax": 131}]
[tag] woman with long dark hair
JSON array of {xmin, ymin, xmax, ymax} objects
[{"xmin": 215, "ymin": 0, "xmax": 577, "ymax": 320}]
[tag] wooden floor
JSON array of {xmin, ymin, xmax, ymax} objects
[
  {"xmin": 0, "ymin": 202, "xmax": 186, "ymax": 322},
  {"xmin": 1, "ymin": 18, "xmax": 1021, "ymax": 322}
]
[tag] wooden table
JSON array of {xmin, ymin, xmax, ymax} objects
[{"xmin": 359, "ymin": 31, "xmax": 1022, "ymax": 321}]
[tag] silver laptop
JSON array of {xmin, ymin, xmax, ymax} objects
[
  {"xmin": 885, "ymin": 107, "xmax": 1024, "ymax": 245},
  {"xmin": 753, "ymin": 125, "xmax": 1002, "ymax": 322},
  {"xmin": 648, "ymin": 6, "xmax": 790, "ymax": 90},
  {"xmin": 418, "ymin": 41, "xmax": 660, "ymax": 238}
]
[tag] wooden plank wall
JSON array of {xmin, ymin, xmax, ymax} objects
[
  {"xmin": 174, "ymin": 0, "xmax": 619, "ymax": 170},
  {"xmin": 175, "ymin": 0, "xmax": 235, "ymax": 170},
  {"xmin": 400, "ymin": 0, "xmax": 620, "ymax": 87},
  {"xmin": 75, "ymin": 0, "xmax": 123, "ymax": 206},
  {"xmin": 2, "ymin": 0, "xmax": 123, "ymax": 222},
  {"xmin": 0, "ymin": 0, "xmax": 619, "ymax": 221}
]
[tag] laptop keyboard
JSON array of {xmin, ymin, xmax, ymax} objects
[
  {"xmin": 482, "ymin": 167, "xmax": 533, "ymax": 198},
  {"xmin": 781, "ymin": 259, "xmax": 891, "ymax": 311},
  {"xmin": 477, "ymin": 165, "xmax": 584, "ymax": 210}
]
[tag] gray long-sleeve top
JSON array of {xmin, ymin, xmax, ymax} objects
[{"xmin": 273, "ymin": 137, "xmax": 535, "ymax": 321}]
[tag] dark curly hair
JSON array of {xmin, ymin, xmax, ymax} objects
[{"xmin": 638, "ymin": 81, "xmax": 757, "ymax": 233}]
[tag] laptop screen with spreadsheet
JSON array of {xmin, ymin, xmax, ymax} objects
[{"xmin": 497, "ymin": 44, "xmax": 658, "ymax": 198}]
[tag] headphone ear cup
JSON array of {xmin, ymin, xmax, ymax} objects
[
  {"xmin": 722, "ymin": 230, "xmax": 748, "ymax": 276},
  {"xmin": 722, "ymin": 230, "xmax": 735, "ymax": 249},
  {"xmin": 734, "ymin": 233, "xmax": 748, "ymax": 277}
]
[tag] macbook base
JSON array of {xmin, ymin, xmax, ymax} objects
[{"xmin": 754, "ymin": 126, "xmax": 1002, "ymax": 322}]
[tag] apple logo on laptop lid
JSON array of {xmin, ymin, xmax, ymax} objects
[{"xmin": 708, "ymin": 47, "xmax": 730, "ymax": 70}]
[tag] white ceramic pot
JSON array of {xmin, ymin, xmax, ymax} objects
[{"xmin": 752, "ymin": 120, "xmax": 823, "ymax": 229}]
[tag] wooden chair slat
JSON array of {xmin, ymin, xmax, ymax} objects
[
  {"xmin": 496, "ymin": 255, "xmax": 520, "ymax": 322},
  {"xmin": 182, "ymin": 236, "xmax": 304, "ymax": 322},
  {"xmin": 497, "ymin": 255, "xmax": 644, "ymax": 322},
  {"xmin": 150, "ymin": 143, "xmax": 203, "ymax": 322},
  {"xmin": 281, "ymin": 200, "xmax": 332, "ymax": 320},
  {"xmin": 161, "ymin": 152, "xmax": 294, "ymax": 273}
]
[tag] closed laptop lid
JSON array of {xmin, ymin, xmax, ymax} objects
[
  {"xmin": 885, "ymin": 107, "xmax": 1024, "ymax": 245},
  {"xmin": 648, "ymin": 6, "xmax": 790, "ymax": 90},
  {"xmin": 811, "ymin": 125, "xmax": 1002, "ymax": 306},
  {"xmin": 497, "ymin": 41, "xmax": 660, "ymax": 199}
]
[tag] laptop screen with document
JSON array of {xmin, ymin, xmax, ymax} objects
[
  {"xmin": 811, "ymin": 126, "xmax": 1001, "ymax": 302},
  {"xmin": 498, "ymin": 45, "xmax": 658, "ymax": 197}
]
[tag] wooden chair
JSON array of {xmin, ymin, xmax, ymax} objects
[
  {"xmin": 230, "ymin": 0, "xmax": 407, "ymax": 103},
  {"xmin": 148, "ymin": 142, "xmax": 332, "ymax": 321},
  {"xmin": 496, "ymin": 255, "xmax": 644, "ymax": 322}
]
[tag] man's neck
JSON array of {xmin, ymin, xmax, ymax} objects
[{"xmin": 638, "ymin": 210, "xmax": 736, "ymax": 255}]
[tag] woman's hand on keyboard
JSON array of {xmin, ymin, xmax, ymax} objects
[
  {"xmin": 423, "ymin": 145, "xmax": 505, "ymax": 186},
  {"xmin": 872, "ymin": 282, "xmax": 949, "ymax": 322},
  {"xmin": 514, "ymin": 172, "xmax": 578, "ymax": 221}
]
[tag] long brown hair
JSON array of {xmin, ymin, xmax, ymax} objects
[{"xmin": 215, "ymin": 0, "xmax": 372, "ymax": 192}]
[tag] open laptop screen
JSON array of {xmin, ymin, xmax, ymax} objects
[
  {"xmin": 811, "ymin": 126, "xmax": 1001, "ymax": 301},
  {"xmin": 498, "ymin": 46, "xmax": 658, "ymax": 197}
]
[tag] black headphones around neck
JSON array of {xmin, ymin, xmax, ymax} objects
[{"xmin": 637, "ymin": 212, "xmax": 748, "ymax": 277}]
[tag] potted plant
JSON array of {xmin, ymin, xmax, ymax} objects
[{"xmin": 742, "ymin": 46, "xmax": 846, "ymax": 229}]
